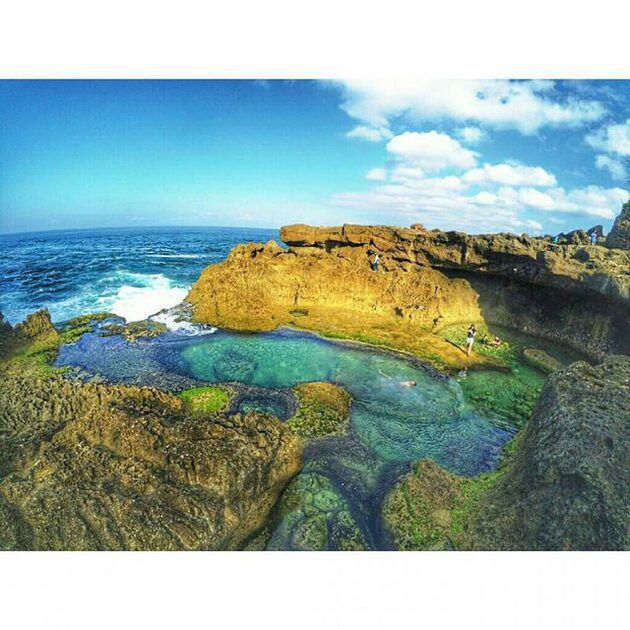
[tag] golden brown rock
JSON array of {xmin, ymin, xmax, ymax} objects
[
  {"xmin": 0, "ymin": 372, "xmax": 303, "ymax": 550},
  {"xmin": 187, "ymin": 240, "xmax": 503, "ymax": 371}
]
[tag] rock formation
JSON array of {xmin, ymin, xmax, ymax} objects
[
  {"xmin": 187, "ymin": 240, "xmax": 503, "ymax": 371},
  {"xmin": 280, "ymin": 223, "xmax": 630, "ymax": 304},
  {"xmin": 606, "ymin": 200, "xmax": 630, "ymax": 250},
  {"xmin": 470, "ymin": 355, "xmax": 629, "ymax": 550},
  {"xmin": 382, "ymin": 355, "xmax": 629, "ymax": 551},
  {"xmin": 188, "ymin": 224, "xmax": 628, "ymax": 362},
  {"xmin": 0, "ymin": 311, "xmax": 303, "ymax": 550}
]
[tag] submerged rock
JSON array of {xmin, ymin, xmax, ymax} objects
[
  {"xmin": 522, "ymin": 348, "xmax": 563, "ymax": 374},
  {"xmin": 470, "ymin": 355, "xmax": 630, "ymax": 550},
  {"xmin": 286, "ymin": 381, "xmax": 351, "ymax": 439}
]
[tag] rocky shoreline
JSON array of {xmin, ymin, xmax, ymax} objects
[{"xmin": 1, "ymin": 208, "xmax": 628, "ymax": 551}]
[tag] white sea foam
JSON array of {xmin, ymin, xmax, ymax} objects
[
  {"xmin": 150, "ymin": 309, "xmax": 218, "ymax": 336},
  {"xmin": 98, "ymin": 273, "xmax": 189, "ymax": 322}
]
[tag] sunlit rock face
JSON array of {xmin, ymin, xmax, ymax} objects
[
  {"xmin": 470, "ymin": 355, "xmax": 630, "ymax": 551},
  {"xmin": 188, "ymin": 224, "xmax": 628, "ymax": 363},
  {"xmin": 187, "ymin": 240, "xmax": 506, "ymax": 372}
]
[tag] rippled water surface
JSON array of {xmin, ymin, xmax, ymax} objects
[
  {"xmin": 57, "ymin": 327, "xmax": 514, "ymax": 550},
  {"xmin": 0, "ymin": 226, "xmax": 277, "ymax": 324}
]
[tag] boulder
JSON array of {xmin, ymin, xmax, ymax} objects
[
  {"xmin": 523, "ymin": 348, "xmax": 563, "ymax": 374},
  {"xmin": 286, "ymin": 381, "xmax": 351, "ymax": 439},
  {"xmin": 470, "ymin": 355, "xmax": 630, "ymax": 550}
]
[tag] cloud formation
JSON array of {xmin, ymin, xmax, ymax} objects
[
  {"xmin": 332, "ymin": 128, "xmax": 626, "ymax": 234},
  {"xmin": 336, "ymin": 80, "xmax": 606, "ymax": 137},
  {"xmin": 386, "ymin": 131, "xmax": 478, "ymax": 171}
]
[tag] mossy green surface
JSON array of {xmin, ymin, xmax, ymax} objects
[
  {"xmin": 286, "ymin": 381, "xmax": 351, "ymax": 439},
  {"xmin": 440, "ymin": 324, "xmax": 564, "ymax": 428},
  {"xmin": 383, "ymin": 437, "xmax": 520, "ymax": 550},
  {"xmin": 266, "ymin": 473, "xmax": 367, "ymax": 551},
  {"xmin": 178, "ymin": 386, "xmax": 231, "ymax": 414}
]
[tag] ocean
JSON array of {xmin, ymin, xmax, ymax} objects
[{"xmin": 0, "ymin": 226, "xmax": 278, "ymax": 325}]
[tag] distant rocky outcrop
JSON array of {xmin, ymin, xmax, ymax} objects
[
  {"xmin": 470, "ymin": 355, "xmax": 630, "ymax": 550},
  {"xmin": 606, "ymin": 200, "xmax": 630, "ymax": 250}
]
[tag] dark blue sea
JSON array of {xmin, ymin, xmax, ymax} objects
[{"xmin": 0, "ymin": 226, "xmax": 278, "ymax": 325}]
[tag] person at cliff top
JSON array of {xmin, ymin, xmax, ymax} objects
[
  {"xmin": 465, "ymin": 324, "xmax": 476, "ymax": 356},
  {"xmin": 458, "ymin": 367, "xmax": 468, "ymax": 379},
  {"xmin": 590, "ymin": 231, "xmax": 598, "ymax": 245},
  {"xmin": 371, "ymin": 253, "xmax": 380, "ymax": 272}
]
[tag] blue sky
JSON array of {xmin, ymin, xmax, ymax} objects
[{"xmin": 0, "ymin": 79, "xmax": 628, "ymax": 235}]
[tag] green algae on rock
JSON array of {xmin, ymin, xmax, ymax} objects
[
  {"xmin": 523, "ymin": 348, "xmax": 563, "ymax": 374},
  {"xmin": 0, "ymin": 310, "xmax": 303, "ymax": 551},
  {"xmin": 178, "ymin": 385, "xmax": 232, "ymax": 414},
  {"xmin": 100, "ymin": 318, "xmax": 168, "ymax": 342},
  {"xmin": 286, "ymin": 381, "xmax": 351, "ymax": 439},
  {"xmin": 469, "ymin": 355, "xmax": 630, "ymax": 550},
  {"xmin": 265, "ymin": 473, "xmax": 367, "ymax": 551}
]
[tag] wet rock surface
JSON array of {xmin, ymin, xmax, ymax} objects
[{"xmin": 286, "ymin": 382, "xmax": 351, "ymax": 439}]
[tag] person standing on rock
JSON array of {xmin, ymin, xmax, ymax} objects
[
  {"xmin": 465, "ymin": 324, "xmax": 476, "ymax": 356},
  {"xmin": 590, "ymin": 231, "xmax": 598, "ymax": 245},
  {"xmin": 371, "ymin": 253, "xmax": 380, "ymax": 272}
]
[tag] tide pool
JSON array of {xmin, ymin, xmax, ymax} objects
[{"xmin": 57, "ymin": 327, "xmax": 514, "ymax": 549}]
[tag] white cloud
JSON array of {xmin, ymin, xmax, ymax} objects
[
  {"xmin": 463, "ymin": 163, "xmax": 557, "ymax": 187},
  {"xmin": 331, "ymin": 164, "xmax": 625, "ymax": 234},
  {"xmin": 524, "ymin": 219, "xmax": 543, "ymax": 231},
  {"xmin": 366, "ymin": 167, "xmax": 387, "ymax": 181},
  {"xmin": 346, "ymin": 125, "xmax": 392, "ymax": 142},
  {"xmin": 456, "ymin": 126, "xmax": 485, "ymax": 144},
  {"xmin": 586, "ymin": 119, "xmax": 630, "ymax": 155},
  {"xmin": 386, "ymin": 131, "xmax": 478, "ymax": 171},
  {"xmin": 595, "ymin": 155, "xmax": 626, "ymax": 180},
  {"xmin": 335, "ymin": 79, "xmax": 606, "ymax": 136}
]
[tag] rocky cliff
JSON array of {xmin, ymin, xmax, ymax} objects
[
  {"xmin": 280, "ymin": 223, "xmax": 630, "ymax": 305},
  {"xmin": 606, "ymin": 200, "xmax": 630, "ymax": 250},
  {"xmin": 188, "ymin": 223, "xmax": 629, "ymax": 361},
  {"xmin": 187, "ymin": 240, "xmax": 503, "ymax": 371}
]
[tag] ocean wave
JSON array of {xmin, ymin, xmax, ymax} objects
[
  {"xmin": 98, "ymin": 273, "xmax": 189, "ymax": 322},
  {"xmin": 147, "ymin": 253, "xmax": 204, "ymax": 259},
  {"xmin": 150, "ymin": 308, "xmax": 218, "ymax": 336}
]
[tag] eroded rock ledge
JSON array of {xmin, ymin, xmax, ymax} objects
[
  {"xmin": 0, "ymin": 312, "xmax": 303, "ymax": 551},
  {"xmin": 280, "ymin": 223, "xmax": 630, "ymax": 305},
  {"xmin": 189, "ymin": 222, "xmax": 629, "ymax": 362}
]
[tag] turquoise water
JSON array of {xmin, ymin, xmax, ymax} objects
[{"xmin": 57, "ymin": 327, "xmax": 513, "ymax": 550}]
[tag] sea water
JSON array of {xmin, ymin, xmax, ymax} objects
[{"xmin": 0, "ymin": 226, "xmax": 277, "ymax": 325}]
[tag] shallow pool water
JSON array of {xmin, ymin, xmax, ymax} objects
[{"xmin": 57, "ymin": 327, "xmax": 514, "ymax": 549}]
